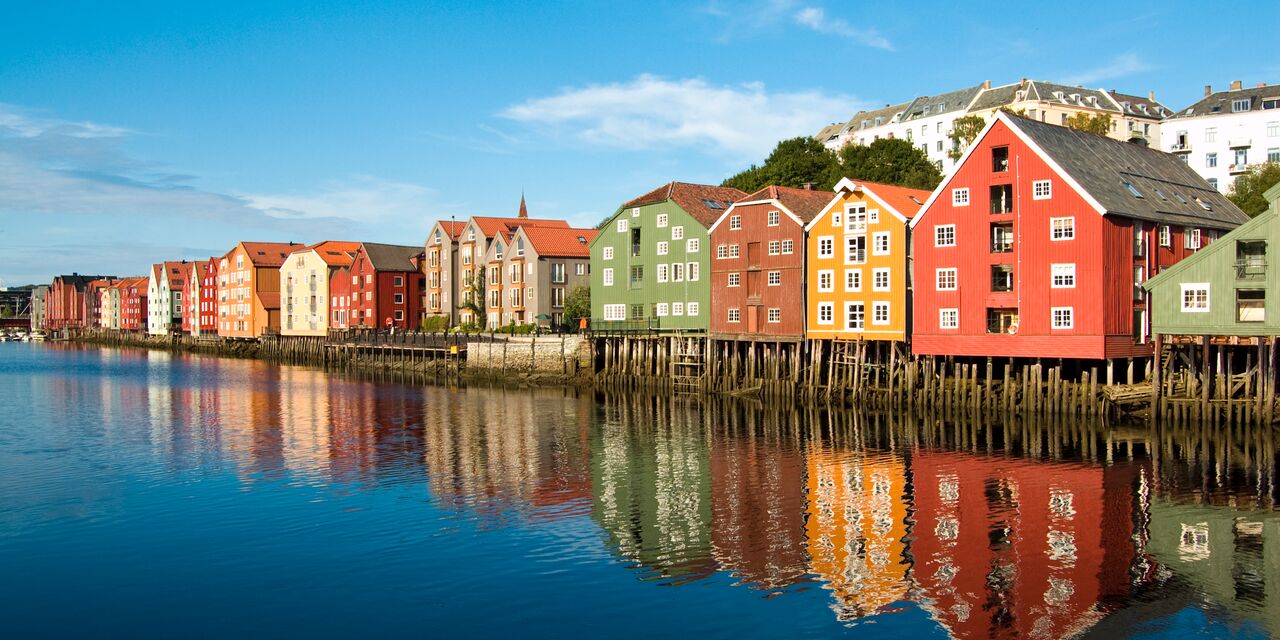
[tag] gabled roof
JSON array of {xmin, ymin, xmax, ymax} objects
[
  {"xmin": 841, "ymin": 101, "xmax": 913, "ymax": 133},
  {"xmin": 304, "ymin": 240, "xmax": 362, "ymax": 267},
  {"xmin": 434, "ymin": 220, "xmax": 466, "ymax": 240},
  {"xmin": 900, "ymin": 84, "xmax": 986, "ymax": 121},
  {"xmin": 163, "ymin": 261, "xmax": 187, "ymax": 287},
  {"xmin": 1107, "ymin": 90, "xmax": 1171, "ymax": 119},
  {"xmin": 470, "ymin": 216, "xmax": 569, "ymax": 240},
  {"xmin": 814, "ymin": 122, "xmax": 845, "ymax": 143},
  {"xmin": 739, "ymin": 185, "xmax": 835, "ymax": 224},
  {"xmin": 518, "ymin": 226, "xmax": 600, "ymax": 258},
  {"xmin": 235, "ymin": 242, "xmax": 304, "ymax": 267},
  {"xmin": 358, "ymin": 242, "xmax": 422, "ymax": 272},
  {"xmin": 1168, "ymin": 84, "xmax": 1280, "ymax": 119},
  {"xmin": 621, "ymin": 182, "xmax": 749, "ymax": 228},
  {"xmin": 53, "ymin": 274, "xmax": 113, "ymax": 292},
  {"xmin": 822, "ymin": 178, "xmax": 931, "ymax": 226},
  {"xmin": 1144, "ymin": 208, "xmax": 1274, "ymax": 291},
  {"xmin": 1007, "ymin": 113, "xmax": 1249, "ymax": 229},
  {"xmin": 968, "ymin": 82, "xmax": 1023, "ymax": 112}
]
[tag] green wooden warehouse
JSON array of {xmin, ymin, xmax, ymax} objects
[{"xmin": 590, "ymin": 182, "xmax": 746, "ymax": 332}]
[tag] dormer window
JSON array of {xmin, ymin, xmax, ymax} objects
[{"xmin": 1233, "ymin": 98, "xmax": 1251, "ymax": 112}]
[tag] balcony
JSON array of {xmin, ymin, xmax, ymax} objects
[
  {"xmin": 1236, "ymin": 259, "xmax": 1267, "ymax": 280},
  {"xmin": 1230, "ymin": 163, "xmax": 1251, "ymax": 175},
  {"xmin": 1169, "ymin": 142, "xmax": 1192, "ymax": 153},
  {"xmin": 1229, "ymin": 138, "xmax": 1252, "ymax": 149}
]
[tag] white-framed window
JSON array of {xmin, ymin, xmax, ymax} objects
[
  {"xmin": 1051, "ymin": 263, "xmax": 1076, "ymax": 288},
  {"xmin": 872, "ymin": 302, "xmax": 890, "ymax": 325},
  {"xmin": 656, "ymin": 303, "xmax": 669, "ymax": 317},
  {"xmin": 687, "ymin": 262, "xmax": 699, "ymax": 282},
  {"xmin": 767, "ymin": 308, "xmax": 781, "ymax": 323},
  {"xmin": 727, "ymin": 308, "xmax": 741, "ymax": 323},
  {"xmin": 1181, "ymin": 283, "xmax": 1210, "ymax": 312},
  {"xmin": 935, "ymin": 225, "xmax": 956, "ymax": 247},
  {"xmin": 817, "ymin": 302, "xmax": 834, "ymax": 325},
  {"xmin": 657, "ymin": 241, "xmax": 669, "ymax": 256},
  {"xmin": 936, "ymin": 268, "xmax": 957, "ymax": 291},
  {"xmin": 1269, "ymin": 121, "xmax": 1280, "ymax": 137},
  {"xmin": 656, "ymin": 213, "xmax": 669, "ymax": 228},
  {"xmin": 1184, "ymin": 228, "xmax": 1202, "ymax": 250},
  {"xmin": 577, "ymin": 263, "xmax": 587, "ymax": 276},
  {"xmin": 602, "ymin": 246, "xmax": 614, "ymax": 260},
  {"xmin": 672, "ymin": 302, "xmax": 684, "ymax": 316},
  {"xmin": 1205, "ymin": 127, "xmax": 1217, "ymax": 143},
  {"xmin": 817, "ymin": 237, "xmax": 834, "ymax": 258},
  {"xmin": 846, "ymin": 204, "xmax": 867, "ymax": 233},
  {"xmin": 868, "ymin": 209, "xmax": 879, "ymax": 224},
  {"xmin": 832, "ymin": 210, "xmax": 842, "ymax": 227},
  {"xmin": 1158, "ymin": 225, "xmax": 1171, "ymax": 247},
  {"xmin": 872, "ymin": 268, "xmax": 891, "ymax": 291},
  {"xmin": 603, "ymin": 268, "xmax": 614, "ymax": 286},
  {"xmin": 686, "ymin": 238, "xmax": 699, "ymax": 253},
  {"xmin": 817, "ymin": 270, "xmax": 834, "ymax": 292},
  {"xmin": 1032, "ymin": 180, "xmax": 1052, "ymax": 200},
  {"xmin": 845, "ymin": 302, "xmax": 864, "ymax": 330},
  {"xmin": 616, "ymin": 219, "xmax": 629, "ymax": 233},
  {"xmin": 729, "ymin": 215, "xmax": 742, "ymax": 230},
  {"xmin": 727, "ymin": 272, "xmax": 740, "ymax": 287},
  {"xmin": 952, "ymin": 188, "xmax": 970, "ymax": 206},
  {"xmin": 1233, "ymin": 98, "xmax": 1251, "ymax": 112},
  {"xmin": 687, "ymin": 302, "xmax": 700, "ymax": 317},
  {"xmin": 767, "ymin": 210, "xmax": 780, "ymax": 226},
  {"xmin": 844, "ymin": 269, "xmax": 862, "ymax": 292},
  {"xmin": 939, "ymin": 308, "xmax": 959, "ymax": 329},
  {"xmin": 728, "ymin": 244, "xmax": 740, "ymax": 258},
  {"xmin": 872, "ymin": 232, "xmax": 890, "ymax": 255},
  {"xmin": 717, "ymin": 244, "xmax": 728, "ymax": 259},
  {"xmin": 394, "ymin": 293, "xmax": 404, "ymax": 304},
  {"xmin": 671, "ymin": 226, "xmax": 684, "ymax": 240},
  {"xmin": 672, "ymin": 262, "xmax": 684, "ymax": 282},
  {"xmin": 1050, "ymin": 217, "xmax": 1075, "ymax": 240},
  {"xmin": 603, "ymin": 303, "xmax": 626, "ymax": 321},
  {"xmin": 631, "ymin": 207, "xmax": 641, "ymax": 217},
  {"xmin": 767, "ymin": 271, "xmax": 781, "ymax": 286},
  {"xmin": 781, "ymin": 239, "xmax": 794, "ymax": 254},
  {"xmin": 1051, "ymin": 306, "xmax": 1074, "ymax": 329},
  {"xmin": 845, "ymin": 236, "xmax": 866, "ymax": 264},
  {"xmin": 768, "ymin": 240, "xmax": 780, "ymax": 255},
  {"xmin": 657, "ymin": 264, "xmax": 669, "ymax": 283}
]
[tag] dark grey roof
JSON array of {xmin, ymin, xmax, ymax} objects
[
  {"xmin": 53, "ymin": 275, "xmax": 114, "ymax": 291},
  {"xmin": 814, "ymin": 122, "xmax": 844, "ymax": 143},
  {"xmin": 1168, "ymin": 84, "xmax": 1280, "ymax": 119},
  {"xmin": 841, "ymin": 101, "xmax": 912, "ymax": 133},
  {"xmin": 1026, "ymin": 81, "xmax": 1116, "ymax": 112},
  {"xmin": 968, "ymin": 82, "xmax": 1022, "ymax": 112},
  {"xmin": 360, "ymin": 243, "xmax": 422, "ymax": 272},
  {"xmin": 1008, "ymin": 114, "xmax": 1250, "ymax": 230},
  {"xmin": 1108, "ymin": 90, "xmax": 1171, "ymax": 119},
  {"xmin": 900, "ymin": 84, "xmax": 986, "ymax": 122}
]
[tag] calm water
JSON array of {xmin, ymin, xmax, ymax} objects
[{"xmin": 1, "ymin": 343, "xmax": 1277, "ymax": 639}]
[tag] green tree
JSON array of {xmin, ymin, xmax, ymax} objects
[
  {"xmin": 1064, "ymin": 112, "xmax": 1112, "ymax": 136},
  {"xmin": 835, "ymin": 138, "xmax": 943, "ymax": 190},
  {"xmin": 1228, "ymin": 162, "xmax": 1280, "ymax": 217},
  {"xmin": 947, "ymin": 115, "xmax": 986, "ymax": 161},
  {"xmin": 723, "ymin": 137, "xmax": 838, "ymax": 192},
  {"xmin": 458, "ymin": 268, "xmax": 486, "ymax": 323},
  {"xmin": 563, "ymin": 284, "xmax": 591, "ymax": 331}
]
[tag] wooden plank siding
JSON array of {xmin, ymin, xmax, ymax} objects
[{"xmin": 709, "ymin": 201, "xmax": 809, "ymax": 338}]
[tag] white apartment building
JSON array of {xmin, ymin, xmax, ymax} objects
[{"xmin": 1161, "ymin": 80, "xmax": 1280, "ymax": 193}]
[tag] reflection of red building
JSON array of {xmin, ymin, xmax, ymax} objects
[
  {"xmin": 910, "ymin": 451, "xmax": 1142, "ymax": 639},
  {"xmin": 710, "ymin": 432, "xmax": 808, "ymax": 590}
]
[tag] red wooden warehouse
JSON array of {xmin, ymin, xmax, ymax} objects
[
  {"xmin": 910, "ymin": 112, "xmax": 1248, "ymax": 361},
  {"xmin": 43, "ymin": 274, "xmax": 114, "ymax": 331},
  {"xmin": 343, "ymin": 243, "xmax": 425, "ymax": 330},
  {"xmin": 709, "ymin": 186, "xmax": 833, "ymax": 339}
]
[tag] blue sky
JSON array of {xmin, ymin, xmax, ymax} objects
[{"xmin": 1, "ymin": 0, "xmax": 1277, "ymax": 285}]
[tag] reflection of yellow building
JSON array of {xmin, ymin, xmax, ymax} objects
[
  {"xmin": 279, "ymin": 366, "xmax": 332, "ymax": 479},
  {"xmin": 805, "ymin": 451, "xmax": 910, "ymax": 619}
]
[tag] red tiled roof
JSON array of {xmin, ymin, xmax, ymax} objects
[
  {"xmin": 163, "ymin": 261, "xmax": 188, "ymax": 287},
  {"xmin": 740, "ymin": 185, "xmax": 836, "ymax": 224},
  {"xmin": 437, "ymin": 220, "xmax": 466, "ymax": 240},
  {"xmin": 520, "ymin": 227, "xmax": 599, "ymax": 258},
  {"xmin": 622, "ymin": 182, "xmax": 748, "ymax": 228},
  {"xmin": 236, "ymin": 242, "xmax": 305, "ymax": 267},
  {"xmin": 839, "ymin": 180, "xmax": 932, "ymax": 220},
  {"xmin": 256, "ymin": 291, "xmax": 281, "ymax": 310},
  {"xmin": 471, "ymin": 216, "xmax": 569, "ymax": 240},
  {"xmin": 304, "ymin": 240, "xmax": 362, "ymax": 267}
]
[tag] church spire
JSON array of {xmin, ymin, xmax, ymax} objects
[{"xmin": 518, "ymin": 192, "xmax": 528, "ymax": 219}]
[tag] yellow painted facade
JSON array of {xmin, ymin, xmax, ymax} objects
[{"xmin": 805, "ymin": 180, "xmax": 926, "ymax": 342}]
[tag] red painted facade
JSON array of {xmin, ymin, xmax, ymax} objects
[
  {"xmin": 910, "ymin": 450, "xmax": 1143, "ymax": 640},
  {"xmin": 200, "ymin": 258, "xmax": 219, "ymax": 334},
  {"xmin": 911, "ymin": 119, "xmax": 1216, "ymax": 360},
  {"xmin": 329, "ymin": 267, "xmax": 352, "ymax": 329},
  {"xmin": 44, "ymin": 275, "xmax": 113, "ymax": 330},
  {"xmin": 119, "ymin": 278, "xmax": 148, "ymax": 331},
  {"xmin": 344, "ymin": 247, "xmax": 424, "ymax": 330}
]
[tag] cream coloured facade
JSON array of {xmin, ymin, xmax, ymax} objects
[{"xmin": 280, "ymin": 241, "xmax": 360, "ymax": 336}]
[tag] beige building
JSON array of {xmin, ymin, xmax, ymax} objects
[{"xmin": 280, "ymin": 241, "xmax": 361, "ymax": 336}]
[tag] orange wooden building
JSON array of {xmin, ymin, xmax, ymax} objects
[{"xmin": 217, "ymin": 241, "xmax": 300, "ymax": 338}]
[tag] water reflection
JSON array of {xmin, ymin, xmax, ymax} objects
[{"xmin": 12, "ymin": 344, "xmax": 1280, "ymax": 638}]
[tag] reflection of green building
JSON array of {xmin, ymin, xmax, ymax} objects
[
  {"xmin": 1147, "ymin": 501, "xmax": 1280, "ymax": 636},
  {"xmin": 590, "ymin": 400, "xmax": 714, "ymax": 582}
]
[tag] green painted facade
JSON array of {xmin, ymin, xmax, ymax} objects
[
  {"xmin": 590, "ymin": 200, "xmax": 712, "ymax": 331},
  {"xmin": 1145, "ymin": 185, "xmax": 1280, "ymax": 336}
]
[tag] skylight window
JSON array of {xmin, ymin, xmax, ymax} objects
[
  {"xmin": 1195, "ymin": 197, "xmax": 1212, "ymax": 211},
  {"xmin": 1173, "ymin": 193, "xmax": 1188, "ymax": 204},
  {"xmin": 1154, "ymin": 188, "xmax": 1168, "ymax": 200},
  {"xmin": 1123, "ymin": 182, "xmax": 1144, "ymax": 198},
  {"xmin": 909, "ymin": 196, "xmax": 923, "ymax": 205},
  {"xmin": 703, "ymin": 199, "xmax": 724, "ymax": 209}
]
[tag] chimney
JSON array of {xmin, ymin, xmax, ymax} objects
[
  {"xmin": 801, "ymin": 182, "xmax": 816, "ymax": 191},
  {"xmin": 982, "ymin": 79, "xmax": 991, "ymax": 90},
  {"xmin": 1231, "ymin": 80, "xmax": 1243, "ymax": 91},
  {"xmin": 1205, "ymin": 84, "xmax": 1212, "ymax": 97},
  {"xmin": 1259, "ymin": 82, "xmax": 1268, "ymax": 88},
  {"xmin": 1148, "ymin": 90, "xmax": 1156, "ymax": 102}
]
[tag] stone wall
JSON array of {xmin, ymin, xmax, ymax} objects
[{"xmin": 466, "ymin": 335, "xmax": 589, "ymax": 375}]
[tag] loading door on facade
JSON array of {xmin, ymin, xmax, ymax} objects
[{"xmin": 747, "ymin": 305, "xmax": 759, "ymax": 333}]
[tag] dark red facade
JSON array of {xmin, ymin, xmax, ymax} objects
[
  {"xmin": 200, "ymin": 258, "xmax": 218, "ymax": 334},
  {"xmin": 120, "ymin": 278, "xmax": 147, "ymax": 332},
  {"xmin": 44, "ymin": 274, "xmax": 113, "ymax": 331},
  {"xmin": 344, "ymin": 248, "xmax": 424, "ymax": 330},
  {"xmin": 911, "ymin": 119, "xmax": 1216, "ymax": 360}
]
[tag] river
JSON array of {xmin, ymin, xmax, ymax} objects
[{"xmin": 0, "ymin": 343, "xmax": 1276, "ymax": 638}]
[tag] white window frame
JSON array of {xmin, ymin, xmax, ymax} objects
[
  {"xmin": 1184, "ymin": 228, "xmax": 1202, "ymax": 250},
  {"xmin": 727, "ymin": 272, "xmax": 740, "ymax": 287},
  {"xmin": 616, "ymin": 219, "xmax": 629, "ymax": 233},
  {"xmin": 844, "ymin": 268, "xmax": 862, "ymax": 292},
  {"xmin": 817, "ymin": 302, "xmax": 834, "ymax": 325},
  {"xmin": 768, "ymin": 240, "xmax": 780, "ymax": 255},
  {"xmin": 844, "ymin": 302, "xmax": 865, "ymax": 331},
  {"xmin": 817, "ymin": 236, "xmax": 834, "ymax": 258},
  {"xmin": 781, "ymin": 239, "xmax": 794, "ymax": 255},
  {"xmin": 656, "ymin": 303, "xmax": 669, "ymax": 317},
  {"xmin": 935, "ymin": 224, "xmax": 956, "ymax": 247},
  {"xmin": 951, "ymin": 188, "xmax": 970, "ymax": 207},
  {"xmin": 672, "ymin": 302, "xmax": 684, "ymax": 316},
  {"xmin": 871, "ymin": 302, "xmax": 890, "ymax": 325},
  {"xmin": 727, "ymin": 307, "xmax": 741, "ymax": 323},
  {"xmin": 872, "ymin": 232, "xmax": 890, "ymax": 256},
  {"xmin": 656, "ymin": 213, "xmax": 669, "ymax": 228},
  {"xmin": 671, "ymin": 226, "xmax": 684, "ymax": 240},
  {"xmin": 939, "ymin": 308, "xmax": 959, "ymax": 329},
  {"xmin": 817, "ymin": 269, "xmax": 834, "ymax": 292},
  {"xmin": 767, "ymin": 271, "xmax": 781, "ymax": 286},
  {"xmin": 1181, "ymin": 283, "xmax": 1210, "ymax": 312},
  {"xmin": 872, "ymin": 268, "xmax": 891, "ymax": 292},
  {"xmin": 936, "ymin": 268, "xmax": 957, "ymax": 291},
  {"xmin": 656, "ymin": 264, "xmax": 669, "ymax": 283},
  {"xmin": 1032, "ymin": 180, "xmax": 1052, "ymax": 200},
  {"xmin": 602, "ymin": 268, "xmax": 614, "ymax": 287},
  {"xmin": 602, "ymin": 246, "xmax": 614, "ymax": 260},
  {"xmin": 1050, "ymin": 263, "xmax": 1076, "ymax": 289},
  {"xmin": 1050, "ymin": 217, "xmax": 1075, "ymax": 241},
  {"xmin": 767, "ymin": 308, "xmax": 781, "ymax": 323},
  {"xmin": 729, "ymin": 215, "xmax": 741, "ymax": 230},
  {"xmin": 686, "ymin": 238, "xmax": 699, "ymax": 253},
  {"xmin": 687, "ymin": 302, "xmax": 699, "ymax": 317},
  {"xmin": 1158, "ymin": 225, "xmax": 1171, "ymax": 247},
  {"xmin": 656, "ymin": 241, "xmax": 669, "ymax": 256},
  {"xmin": 767, "ymin": 210, "xmax": 780, "ymax": 227},
  {"xmin": 1051, "ymin": 306, "xmax": 1074, "ymax": 330}
]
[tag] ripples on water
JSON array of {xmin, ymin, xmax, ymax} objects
[{"xmin": 0, "ymin": 343, "xmax": 1277, "ymax": 639}]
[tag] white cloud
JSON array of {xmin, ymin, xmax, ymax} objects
[
  {"xmin": 793, "ymin": 7, "xmax": 892, "ymax": 50},
  {"xmin": 1061, "ymin": 53, "xmax": 1155, "ymax": 86},
  {"xmin": 501, "ymin": 74, "xmax": 864, "ymax": 161},
  {"xmin": 243, "ymin": 177, "xmax": 439, "ymax": 225}
]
